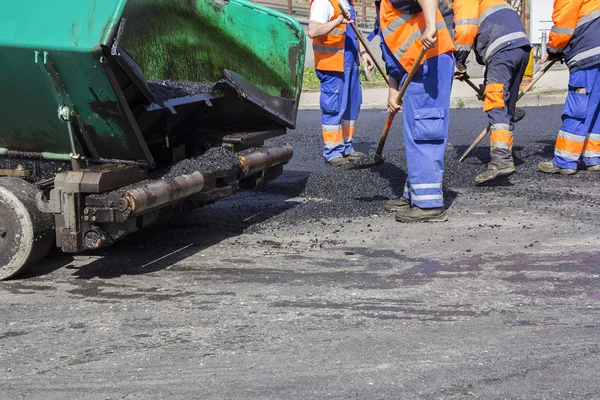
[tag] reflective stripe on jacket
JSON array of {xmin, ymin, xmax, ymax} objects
[
  {"xmin": 379, "ymin": 0, "xmax": 455, "ymax": 73},
  {"xmin": 549, "ymin": 0, "xmax": 600, "ymax": 72},
  {"xmin": 453, "ymin": 0, "xmax": 530, "ymax": 67},
  {"xmin": 312, "ymin": 0, "xmax": 350, "ymax": 72}
]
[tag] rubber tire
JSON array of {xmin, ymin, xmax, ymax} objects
[{"xmin": 0, "ymin": 177, "xmax": 54, "ymax": 280}]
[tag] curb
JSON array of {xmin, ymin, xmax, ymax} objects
[{"xmin": 299, "ymin": 91, "xmax": 567, "ymax": 110}]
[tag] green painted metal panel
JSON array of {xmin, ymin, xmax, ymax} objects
[
  {"xmin": 120, "ymin": 0, "xmax": 305, "ymax": 100},
  {"xmin": 0, "ymin": 0, "xmax": 305, "ymax": 162},
  {"xmin": 0, "ymin": 0, "xmax": 148, "ymax": 160}
]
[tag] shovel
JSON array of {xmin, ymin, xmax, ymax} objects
[
  {"xmin": 458, "ymin": 59, "xmax": 557, "ymax": 163},
  {"xmin": 351, "ymin": 48, "xmax": 428, "ymax": 168},
  {"xmin": 337, "ymin": 1, "xmax": 389, "ymax": 85}
]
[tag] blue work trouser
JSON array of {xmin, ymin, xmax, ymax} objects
[
  {"xmin": 484, "ymin": 46, "xmax": 530, "ymax": 166},
  {"xmin": 552, "ymin": 64, "xmax": 600, "ymax": 169},
  {"xmin": 396, "ymin": 52, "xmax": 454, "ymax": 209},
  {"xmin": 317, "ymin": 11, "xmax": 362, "ymax": 162},
  {"xmin": 317, "ymin": 66, "xmax": 362, "ymax": 161}
]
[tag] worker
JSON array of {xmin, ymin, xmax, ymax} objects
[
  {"xmin": 377, "ymin": 0, "xmax": 455, "ymax": 222},
  {"xmin": 453, "ymin": 0, "xmax": 531, "ymax": 184},
  {"xmin": 537, "ymin": 0, "xmax": 600, "ymax": 175},
  {"xmin": 309, "ymin": 0, "xmax": 375, "ymax": 166}
]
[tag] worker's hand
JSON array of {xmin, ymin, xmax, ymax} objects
[
  {"xmin": 335, "ymin": 14, "xmax": 352, "ymax": 25},
  {"xmin": 362, "ymin": 52, "xmax": 375, "ymax": 71},
  {"xmin": 454, "ymin": 66, "xmax": 468, "ymax": 80},
  {"xmin": 388, "ymin": 88, "xmax": 402, "ymax": 114},
  {"xmin": 421, "ymin": 25, "xmax": 437, "ymax": 51}
]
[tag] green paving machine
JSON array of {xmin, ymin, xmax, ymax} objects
[{"xmin": 0, "ymin": 0, "xmax": 305, "ymax": 279}]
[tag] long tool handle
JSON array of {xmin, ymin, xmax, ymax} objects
[
  {"xmin": 463, "ymin": 76, "xmax": 484, "ymax": 98},
  {"xmin": 458, "ymin": 59, "xmax": 558, "ymax": 163},
  {"xmin": 517, "ymin": 59, "xmax": 558, "ymax": 101},
  {"xmin": 375, "ymin": 49, "xmax": 427, "ymax": 160},
  {"xmin": 337, "ymin": 1, "xmax": 389, "ymax": 85}
]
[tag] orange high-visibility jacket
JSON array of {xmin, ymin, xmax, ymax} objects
[
  {"xmin": 548, "ymin": 0, "xmax": 600, "ymax": 71},
  {"xmin": 311, "ymin": 0, "xmax": 353, "ymax": 72},
  {"xmin": 453, "ymin": 0, "xmax": 529, "ymax": 67},
  {"xmin": 378, "ymin": 0, "xmax": 455, "ymax": 72}
]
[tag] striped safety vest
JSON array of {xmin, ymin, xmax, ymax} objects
[
  {"xmin": 453, "ymin": 0, "xmax": 530, "ymax": 67},
  {"xmin": 311, "ymin": 0, "xmax": 353, "ymax": 72},
  {"xmin": 379, "ymin": 0, "xmax": 455, "ymax": 73},
  {"xmin": 548, "ymin": 0, "xmax": 600, "ymax": 72}
]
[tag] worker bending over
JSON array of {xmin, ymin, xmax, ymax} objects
[
  {"xmin": 453, "ymin": 0, "xmax": 531, "ymax": 183},
  {"xmin": 309, "ymin": 0, "xmax": 375, "ymax": 166},
  {"xmin": 538, "ymin": 0, "xmax": 600, "ymax": 175},
  {"xmin": 377, "ymin": 0, "xmax": 455, "ymax": 222}
]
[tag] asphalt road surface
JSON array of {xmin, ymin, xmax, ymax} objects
[{"xmin": 2, "ymin": 106, "xmax": 600, "ymax": 399}]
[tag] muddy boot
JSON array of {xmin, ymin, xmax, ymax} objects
[
  {"xmin": 475, "ymin": 162, "xmax": 516, "ymax": 184},
  {"xmin": 537, "ymin": 161, "xmax": 576, "ymax": 175},
  {"xmin": 346, "ymin": 151, "xmax": 366, "ymax": 161},
  {"xmin": 512, "ymin": 108, "xmax": 526, "ymax": 123},
  {"xmin": 328, "ymin": 157, "xmax": 349, "ymax": 167},
  {"xmin": 395, "ymin": 206, "xmax": 448, "ymax": 223},
  {"xmin": 384, "ymin": 197, "xmax": 410, "ymax": 212},
  {"xmin": 586, "ymin": 164, "xmax": 600, "ymax": 172}
]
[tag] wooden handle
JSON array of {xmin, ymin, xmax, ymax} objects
[
  {"xmin": 464, "ymin": 77, "xmax": 484, "ymax": 97},
  {"xmin": 375, "ymin": 49, "xmax": 427, "ymax": 159},
  {"xmin": 517, "ymin": 59, "xmax": 557, "ymax": 101},
  {"xmin": 458, "ymin": 126, "xmax": 489, "ymax": 162},
  {"xmin": 395, "ymin": 50, "xmax": 427, "ymax": 104},
  {"xmin": 337, "ymin": 1, "xmax": 389, "ymax": 85}
]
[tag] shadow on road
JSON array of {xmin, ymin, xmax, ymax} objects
[{"xmin": 20, "ymin": 177, "xmax": 309, "ymax": 280}]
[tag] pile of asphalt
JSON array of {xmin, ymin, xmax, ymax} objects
[{"xmin": 148, "ymin": 80, "xmax": 217, "ymax": 100}]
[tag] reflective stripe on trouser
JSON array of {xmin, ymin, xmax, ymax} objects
[
  {"xmin": 553, "ymin": 65, "xmax": 600, "ymax": 169},
  {"xmin": 317, "ymin": 25, "xmax": 362, "ymax": 162},
  {"xmin": 400, "ymin": 52, "xmax": 454, "ymax": 209},
  {"xmin": 342, "ymin": 119, "xmax": 356, "ymax": 153},
  {"xmin": 483, "ymin": 47, "xmax": 530, "ymax": 166}
]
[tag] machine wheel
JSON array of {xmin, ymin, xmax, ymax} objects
[{"xmin": 0, "ymin": 177, "xmax": 54, "ymax": 280}]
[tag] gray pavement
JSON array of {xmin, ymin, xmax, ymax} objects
[{"xmin": 2, "ymin": 107, "xmax": 600, "ymax": 399}]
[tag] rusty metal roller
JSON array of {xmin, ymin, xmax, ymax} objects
[
  {"xmin": 238, "ymin": 144, "xmax": 293, "ymax": 178},
  {"xmin": 125, "ymin": 172, "xmax": 204, "ymax": 216}
]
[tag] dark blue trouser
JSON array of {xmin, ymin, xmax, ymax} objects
[{"xmin": 483, "ymin": 46, "xmax": 530, "ymax": 166}]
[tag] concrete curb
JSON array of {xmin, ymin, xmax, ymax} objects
[{"xmin": 299, "ymin": 91, "xmax": 567, "ymax": 110}]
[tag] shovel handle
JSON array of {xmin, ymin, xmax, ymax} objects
[
  {"xmin": 337, "ymin": 1, "xmax": 389, "ymax": 85},
  {"xmin": 464, "ymin": 77, "xmax": 484, "ymax": 98},
  {"xmin": 459, "ymin": 59, "xmax": 558, "ymax": 163},
  {"xmin": 458, "ymin": 126, "xmax": 489, "ymax": 162},
  {"xmin": 375, "ymin": 49, "xmax": 427, "ymax": 158},
  {"xmin": 517, "ymin": 59, "xmax": 557, "ymax": 101}
]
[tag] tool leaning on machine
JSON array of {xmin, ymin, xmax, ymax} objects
[
  {"xmin": 351, "ymin": 49, "xmax": 427, "ymax": 168},
  {"xmin": 458, "ymin": 59, "xmax": 557, "ymax": 163}
]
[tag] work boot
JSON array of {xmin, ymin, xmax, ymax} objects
[
  {"xmin": 395, "ymin": 206, "xmax": 448, "ymax": 223},
  {"xmin": 586, "ymin": 164, "xmax": 600, "ymax": 172},
  {"xmin": 537, "ymin": 161, "xmax": 576, "ymax": 175},
  {"xmin": 475, "ymin": 162, "xmax": 516, "ymax": 184},
  {"xmin": 384, "ymin": 197, "xmax": 410, "ymax": 212},
  {"xmin": 346, "ymin": 151, "xmax": 366, "ymax": 161},
  {"xmin": 328, "ymin": 157, "xmax": 349, "ymax": 167},
  {"xmin": 512, "ymin": 108, "xmax": 526, "ymax": 123}
]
